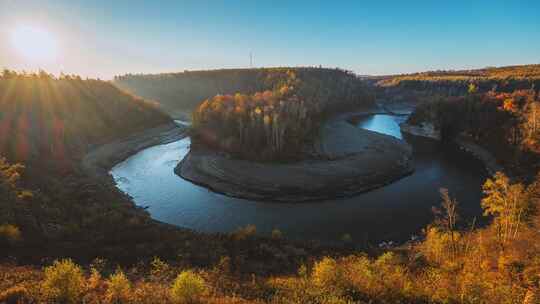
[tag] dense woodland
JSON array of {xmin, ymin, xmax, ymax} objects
[
  {"xmin": 0, "ymin": 70, "xmax": 170, "ymax": 170},
  {"xmin": 405, "ymin": 81, "xmax": 540, "ymax": 180},
  {"xmin": 191, "ymin": 68, "xmax": 375, "ymax": 160},
  {"xmin": 2, "ymin": 66, "xmax": 540, "ymax": 303}
]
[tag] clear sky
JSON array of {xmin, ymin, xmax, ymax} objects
[{"xmin": 1, "ymin": 0, "xmax": 539, "ymax": 79}]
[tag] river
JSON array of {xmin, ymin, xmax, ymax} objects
[{"xmin": 111, "ymin": 114, "xmax": 487, "ymax": 245}]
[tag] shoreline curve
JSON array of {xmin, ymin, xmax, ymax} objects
[{"xmin": 176, "ymin": 120, "xmax": 414, "ymax": 202}]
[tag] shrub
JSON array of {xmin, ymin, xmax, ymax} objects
[
  {"xmin": 0, "ymin": 224, "xmax": 21, "ymax": 243},
  {"xmin": 170, "ymin": 270, "xmax": 207, "ymax": 304},
  {"xmin": 90, "ymin": 257, "xmax": 107, "ymax": 274},
  {"xmin": 311, "ymin": 257, "xmax": 346, "ymax": 295},
  {"xmin": 420, "ymin": 226, "xmax": 455, "ymax": 265},
  {"xmin": 340, "ymin": 234, "xmax": 352, "ymax": 243},
  {"xmin": 215, "ymin": 256, "xmax": 232, "ymax": 275},
  {"xmin": 150, "ymin": 257, "xmax": 172, "ymax": 282},
  {"xmin": 131, "ymin": 281, "xmax": 170, "ymax": 304},
  {"xmin": 87, "ymin": 267, "xmax": 103, "ymax": 291},
  {"xmin": 0, "ymin": 285, "xmax": 31, "ymax": 303},
  {"xmin": 42, "ymin": 259, "xmax": 85, "ymax": 304},
  {"xmin": 232, "ymin": 224, "xmax": 257, "ymax": 241},
  {"xmin": 271, "ymin": 228, "xmax": 283, "ymax": 240},
  {"xmin": 106, "ymin": 269, "xmax": 132, "ymax": 303}
]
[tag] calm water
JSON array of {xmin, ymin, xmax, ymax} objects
[{"xmin": 111, "ymin": 115, "xmax": 487, "ymax": 244}]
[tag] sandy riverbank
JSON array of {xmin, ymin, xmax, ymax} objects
[
  {"xmin": 399, "ymin": 122, "xmax": 502, "ymax": 176},
  {"xmin": 176, "ymin": 119, "xmax": 414, "ymax": 202},
  {"xmin": 399, "ymin": 122, "xmax": 441, "ymax": 140},
  {"xmin": 454, "ymin": 136, "xmax": 504, "ymax": 176},
  {"xmin": 82, "ymin": 122, "xmax": 187, "ymax": 177}
]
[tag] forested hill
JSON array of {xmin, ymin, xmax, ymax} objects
[
  {"xmin": 0, "ymin": 71, "xmax": 170, "ymax": 169},
  {"xmin": 113, "ymin": 67, "xmax": 373, "ymax": 116},
  {"xmin": 190, "ymin": 68, "xmax": 375, "ymax": 160},
  {"xmin": 377, "ymin": 64, "xmax": 540, "ymax": 96},
  {"xmin": 392, "ymin": 64, "xmax": 540, "ymax": 179}
]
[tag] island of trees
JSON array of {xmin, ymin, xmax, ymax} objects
[{"xmin": 191, "ymin": 68, "xmax": 375, "ymax": 160}]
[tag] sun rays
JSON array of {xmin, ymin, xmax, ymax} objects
[{"xmin": 9, "ymin": 25, "xmax": 59, "ymax": 64}]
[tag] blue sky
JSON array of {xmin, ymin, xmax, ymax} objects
[{"xmin": 1, "ymin": 0, "xmax": 539, "ymax": 79}]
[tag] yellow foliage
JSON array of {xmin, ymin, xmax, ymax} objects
[
  {"xmin": 0, "ymin": 224, "xmax": 22, "ymax": 242},
  {"xmin": 170, "ymin": 270, "xmax": 207, "ymax": 304},
  {"xmin": 263, "ymin": 115, "xmax": 271, "ymax": 125},
  {"xmin": 42, "ymin": 259, "xmax": 85, "ymax": 304},
  {"xmin": 278, "ymin": 85, "xmax": 289, "ymax": 96},
  {"xmin": 420, "ymin": 226, "xmax": 459, "ymax": 265},
  {"xmin": 482, "ymin": 172, "xmax": 529, "ymax": 246},
  {"xmin": 271, "ymin": 228, "xmax": 283, "ymax": 240},
  {"xmin": 232, "ymin": 224, "xmax": 257, "ymax": 241},
  {"xmin": 0, "ymin": 285, "xmax": 31, "ymax": 303},
  {"xmin": 86, "ymin": 268, "xmax": 103, "ymax": 291},
  {"xmin": 311, "ymin": 257, "xmax": 346, "ymax": 294},
  {"xmin": 131, "ymin": 281, "xmax": 171, "ymax": 304},
  {"xmin": 106, "ymin": 269, "xmax": 132, "ymax": 303},
  {"xmin": 503, "ymin": 98, "xmax": 516, "ymax": 112}
]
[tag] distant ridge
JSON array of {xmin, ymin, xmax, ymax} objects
[{"xmin": 113, "ymin": 67, "xmax": 361, "ymax": 116}]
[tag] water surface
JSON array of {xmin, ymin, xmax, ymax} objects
[{"xmin": 112, "ymin": 115, "xmax": 487, "ymax": 244}]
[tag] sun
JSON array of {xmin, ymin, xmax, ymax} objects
[{"xmin": 10, "ymin": 26, "xmax": 58, "ymax": 63}]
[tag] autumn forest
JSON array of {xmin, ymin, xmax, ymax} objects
[{"xmin": 5, "ymin": 0, "xmax": 540, "ymax": 302}]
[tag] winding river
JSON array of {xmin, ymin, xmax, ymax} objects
[{"xmin": 111, "ymin": 114, "xmax": 487, "ymax": 245}]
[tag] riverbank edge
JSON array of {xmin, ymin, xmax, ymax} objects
[
  {"xmin": 78, "ymin": 119, "xmax": 382, "ymax": 252},
  {"xmin": 82, "ymin": 121, "xmax": 188, "ymax": 178},
  {"xmin": 80, "ymin": 121, "xmax": 198, "ymax": 233},
  {"xmin": 175, "ymin": 151, "xmax": 414, "ymax": 203},
  {"xmin": 75, "ymin": 120, "xmax": 364, "ymax": 269},
  {"xmin": 176, "ymin": 113, "xmax": 414, "ymax": 203},
  {"xmin": 399, "ymin": 122, "xmax": 503, "ymax": 176}
]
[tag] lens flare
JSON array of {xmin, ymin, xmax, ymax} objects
[{"xmin": 10, "ymin": 26, "xmax": 58, "ymax": 63}]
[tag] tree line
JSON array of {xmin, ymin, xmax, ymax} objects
[
  {"xmin": 376, "ymin": 64, "xmax": 540, "ymax": 101},
  {"xmin": 114, "ymin": 67, "xmax": 373, "ymax": 116}
]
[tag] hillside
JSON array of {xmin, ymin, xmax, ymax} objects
[
  {"xmin": 382, "ymin": 64, "xmax": 540, "ymax": 81},
  {"xmin": 113, "ymin": 67, "xmax": 374, "ymax": 117},
  {"xmin": 388, "ymin": 65, "xmax": 540, "ymax": 180},
  {"xmin": 377, "ymin": 64, "xmax": 540, "ymax": 98},
  {"xmin": 0, "ymin": 71, "xmax": 170, "ymax": 170},
  {"xmin": 2, "ymin": 69, "xmax": 540, "ymax": 304}
]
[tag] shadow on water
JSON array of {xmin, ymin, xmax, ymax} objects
[{"xmin": 111, "ymin": 114, "xmax": 487, "ymax": 245}]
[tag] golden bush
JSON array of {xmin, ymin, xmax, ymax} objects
[
  {"xmin": 42, "ymin": 259, "xmax": 85, "ymax": 304},
  {"xmin": 311, "ymin": 257, "xmax": 347, "ymax": 295},
  {"xmin": 0, "ymin": 224, "xmax": 21, "ymax": 243},
  {"xmin": 170, "ymin": 270, "xmax": 207, "ymax": 304},
  {"xmin": 271, "ymin": 228, "xmax": 283, "ymax": 240},
  {"xmin": 106, "ymin": 269, "xmax": 132, "ymax": 303}
]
